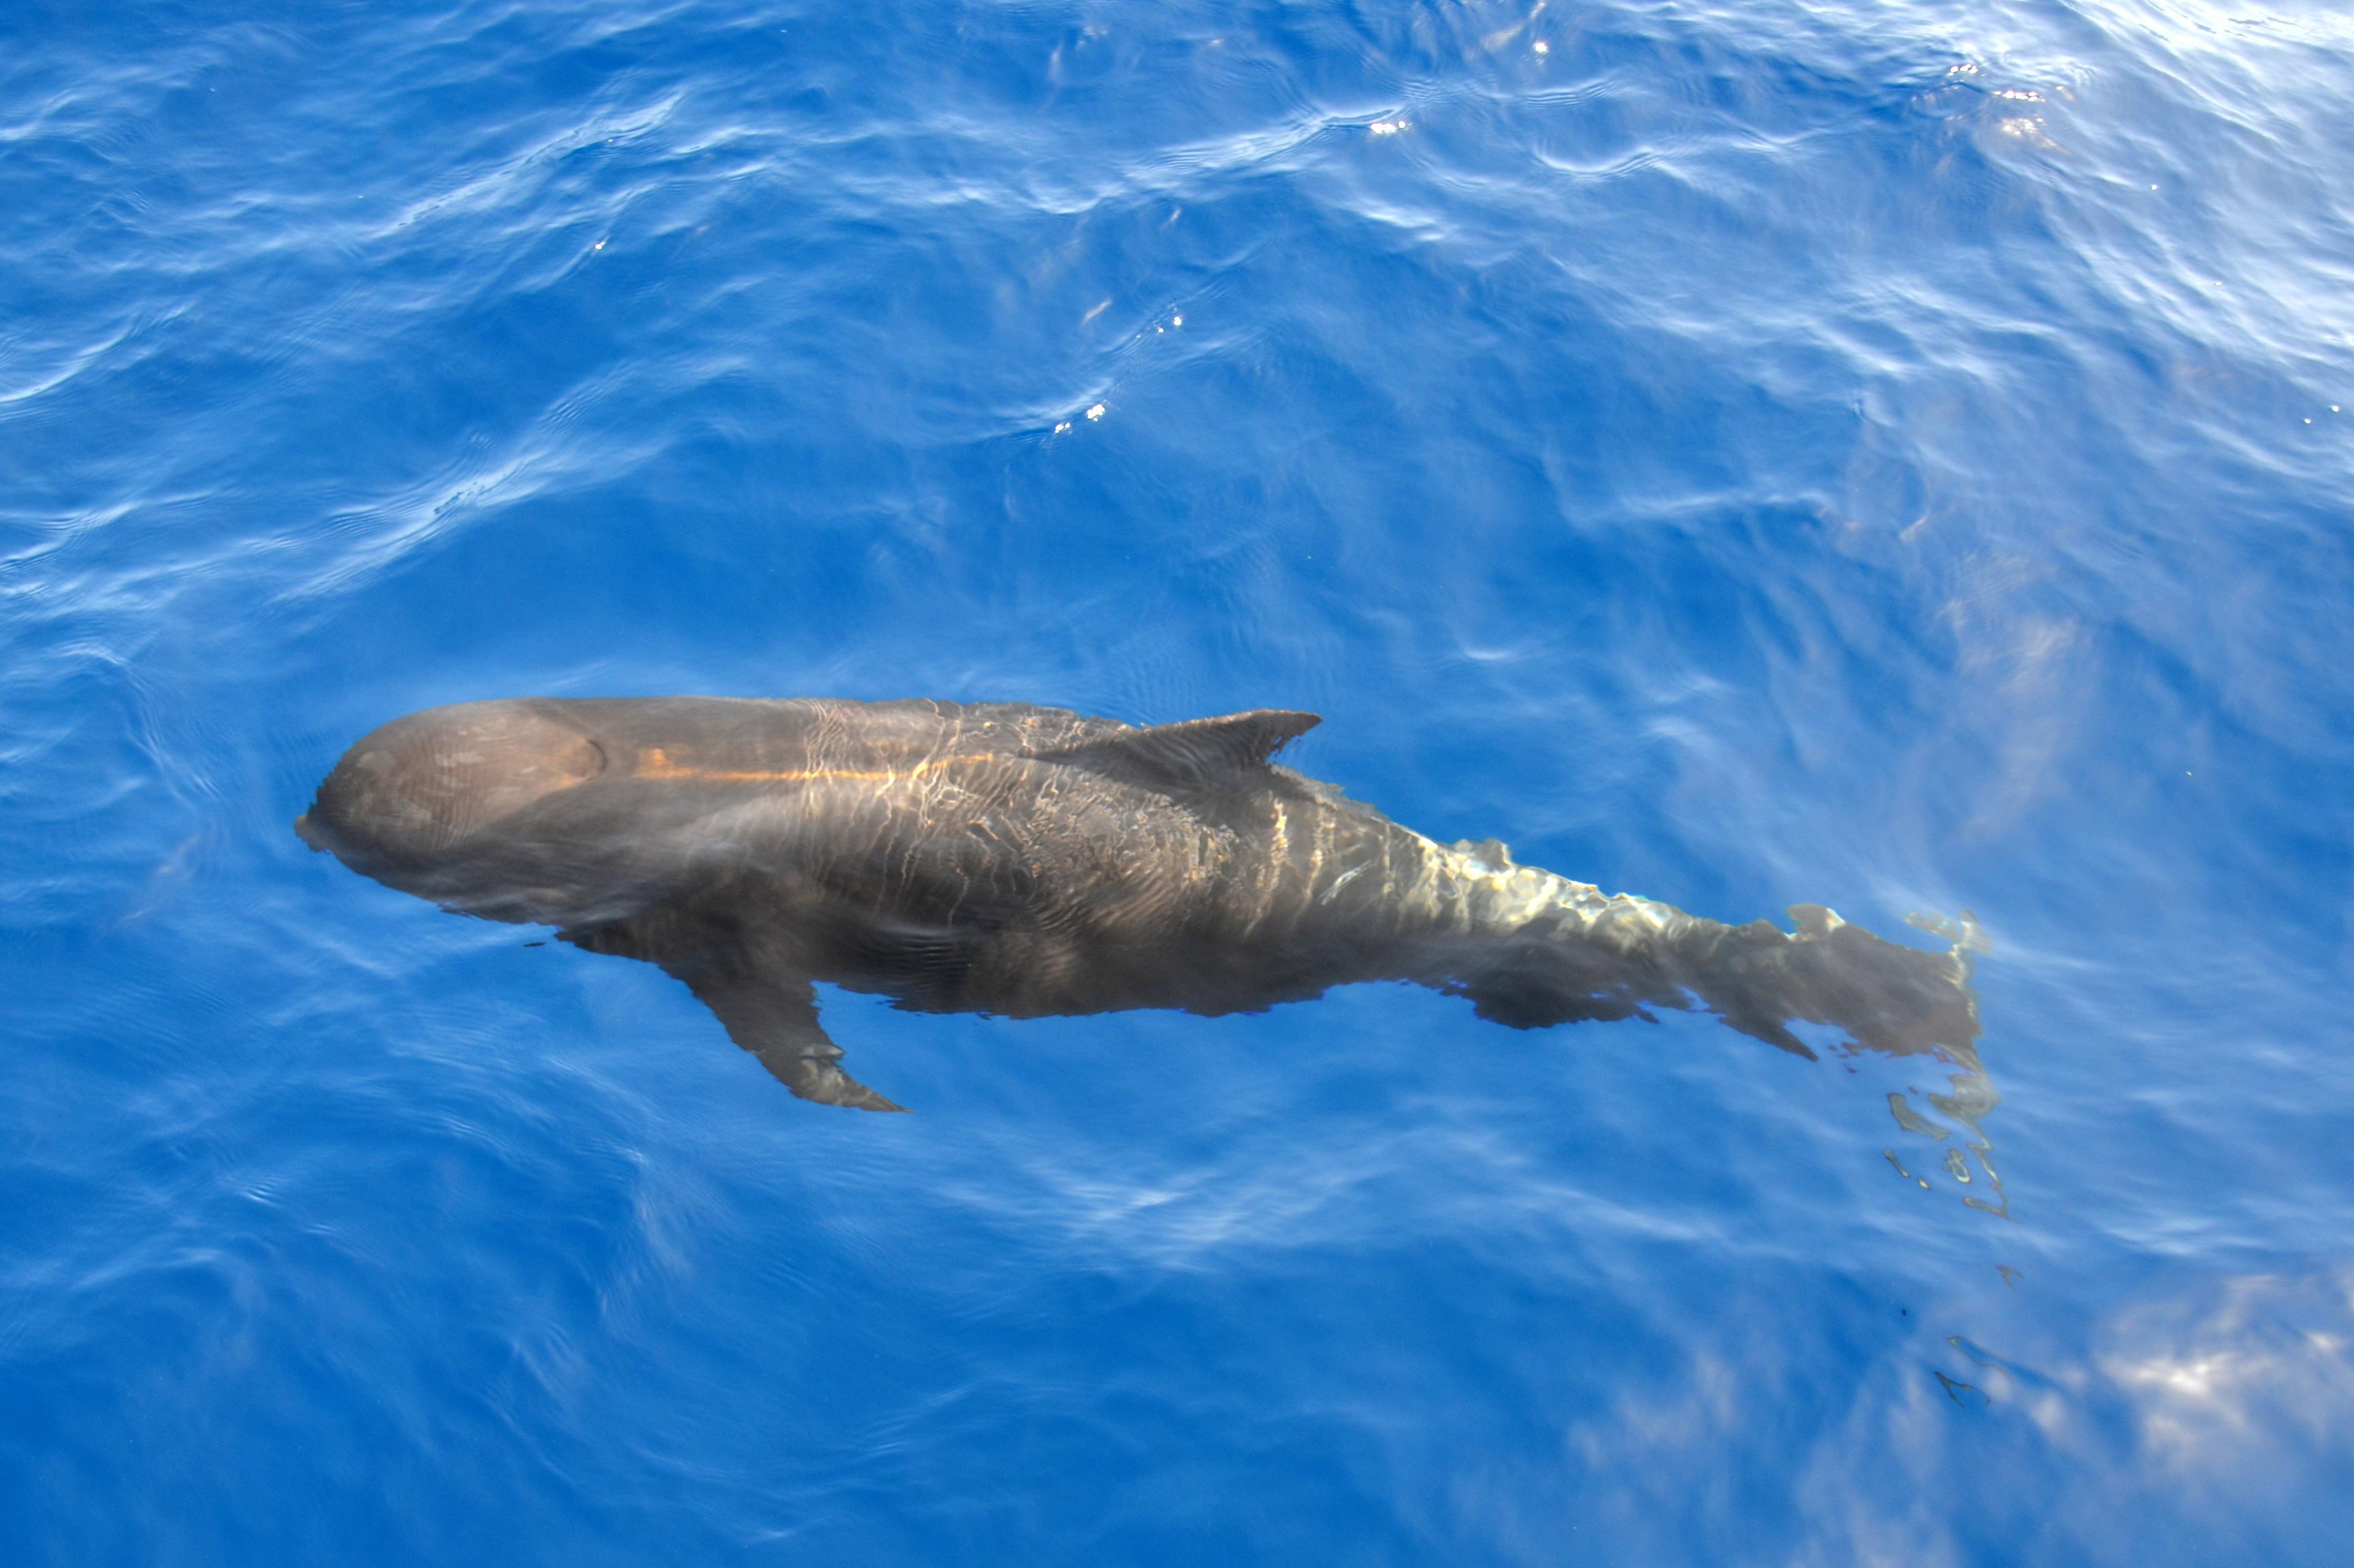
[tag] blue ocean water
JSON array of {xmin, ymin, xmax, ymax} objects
[{"xmin": 6, "ymin": 0, "xmax": 2353, "ymax": 1561}]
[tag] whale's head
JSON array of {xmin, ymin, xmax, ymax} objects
[{"xmin": 296, "ymin": 701, "xmax": 607, "ymax": 889}]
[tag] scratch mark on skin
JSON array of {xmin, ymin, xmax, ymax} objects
[{"xmin": 1319, "ymin": 865, "xmax": 1365, "ymax": 904}]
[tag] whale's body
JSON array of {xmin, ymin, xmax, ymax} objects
[{"xmin": 297, "ymin": 697, "xmax": 1980, "ymax": 1111}]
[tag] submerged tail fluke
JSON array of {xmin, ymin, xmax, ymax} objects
[
  {"xmin": 1678, "ymin": 904, "xmax": 1981, "ymax": 1066},
  {"xmin": 1426, "ymin": 843, "xmax": 1982, "ymax": 1068}
]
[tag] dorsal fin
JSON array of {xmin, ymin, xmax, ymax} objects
[{"xmin": 1028, "ymin": 709, "xmax": 1321, "ymax": 790}]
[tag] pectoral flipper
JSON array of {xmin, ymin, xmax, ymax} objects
[
  {"xmin": 674, "ymin": 966, "xmax": 907, "ymax": 1112},
  {"xmin": 565, "ymin": 916, "xmax": 908, "ymax": 1112}
]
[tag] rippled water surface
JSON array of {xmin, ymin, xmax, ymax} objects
[{"xmin": 7, "ymin": 1, "xmax": 2354, "ymax": 1562}]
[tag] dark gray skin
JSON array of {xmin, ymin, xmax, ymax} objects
[{"xmin": 296, "ymin": 697, "xmax": 1982, "ymax": 1112}]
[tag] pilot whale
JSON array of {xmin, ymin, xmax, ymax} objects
[{"xmin": 296, "ymin": 697, "xmax": 1981, "ymax": 1112}]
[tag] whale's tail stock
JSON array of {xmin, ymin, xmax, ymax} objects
[{"xmin": 1436, "ymin": 855, "xmax": 1986, "ymax": 1072}]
